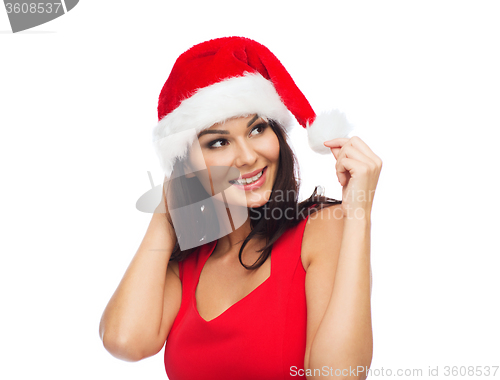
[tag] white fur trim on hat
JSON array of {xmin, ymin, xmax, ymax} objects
[
  {"xmin": 307, "ymin": 110, "xmax": 354, "ymax": 154},
  {"xmin": 152, "ymin": 73, "xmax": 293, "ymax": 177}
]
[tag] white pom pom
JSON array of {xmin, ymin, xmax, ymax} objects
[{"xmin": 307, "ymin": 110, "xmax": 354, "ymax": 154}]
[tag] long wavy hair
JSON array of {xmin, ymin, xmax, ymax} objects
[{"xmin": 163, "ymin": 119, "xmax": 341, "ymax": 270}]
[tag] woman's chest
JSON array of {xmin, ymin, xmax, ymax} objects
[
  {"xmin": 165, "ymin": 254, "xmax": 308, "ymax": 380},
  {"xmin": 196, "ymin": 231, "xmax": 313, "ymax": 323},
  {"xmin": 196, "ymin": 252, "xmax": 272, "ymax": 322},
  {"xmin": 164, "ymin": 225, "xmax": 310, "ymax": 379}
]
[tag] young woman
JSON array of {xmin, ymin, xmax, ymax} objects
[{"xmin": 99, "ymin": 37, "xmax": 382, "ymax": 380}]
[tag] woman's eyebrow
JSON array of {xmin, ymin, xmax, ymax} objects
[
  {"xmin": 246, "ymin": 114, "xmax": 260, "ymax": 127},
  {"xmin": 198, "ymin": 129, "xmax": 229, "ymax": 138},
  {"xmin": 197, "ymin": 116, "xmax": 263, "ymax": 139}
]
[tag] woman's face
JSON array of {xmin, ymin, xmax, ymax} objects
[{"xmin": 185, "ymin": 114, "xmax": 280, "ymax": 208}]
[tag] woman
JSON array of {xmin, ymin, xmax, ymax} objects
[{"xmin": 99, "ymin": 37, "xmax": 382, "ymax": 380}]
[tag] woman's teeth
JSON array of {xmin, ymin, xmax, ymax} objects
[{"xmin": 233, "ymin": 168, "xmax": 264, "ymax": 185}]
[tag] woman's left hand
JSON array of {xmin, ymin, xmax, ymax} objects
[{"xmin": 323, "ymin": 136, "xmax": 382, "ymax": 218}]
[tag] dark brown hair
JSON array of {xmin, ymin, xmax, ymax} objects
[{"xmin": 164, "ymin": 119, "xmax": 341, "ymax": 269}]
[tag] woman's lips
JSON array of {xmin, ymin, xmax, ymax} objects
[{"xmin": 230, "ymin": 167, "xmax": 267, "ymax": 191}]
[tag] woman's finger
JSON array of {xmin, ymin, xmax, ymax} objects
[
  {"xmin": 336, "ymin": 156, "xmax": 354, "ymax": 187},
  {"xmin": 337, "ymin": 156, "xmax": 376, "ymax": 187},
  {"xmin": 330, "ymin": 141, "xmax": 353, "ymax": 185},
  {"xmin": 329, "ymin": 146, "xmax": 341, "ymax": 159},
  {"xmin": 323, "ymin": 138, "xmax": 349, "ymax": 148},
  {"xmin": 333, "ymin": 143, "xmax": 373, "ymax": 185},
  {"xmin": 346, "ymin": 136, "xmax": 382, "ymax": 166},
  {"xmin": 326, "ymin": 136, "xmax": 382, "ymax": 167},
  {"xmin": 335, "ymin": 144, "xmax": 374, "ymax": 167}
]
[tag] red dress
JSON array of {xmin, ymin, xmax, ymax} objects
[{"xmin": 164, "ymin": 213, "xmax": 311, "ymax": 380}]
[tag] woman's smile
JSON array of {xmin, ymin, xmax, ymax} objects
[{"xmin": 229, "ymin": 166, "xmax": 268, "ymax": 191}]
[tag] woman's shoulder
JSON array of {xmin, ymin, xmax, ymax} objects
[
  {"xmin": 167, "ymin": 240, "xmax": 214, "ymax": 278},
  {"xmin": 301, "ymin": 203, "xmax": 344, "ymax": 270},
  {"xmin": 305, "ymin": 202, "xmax": 344, "ymax": 224}
]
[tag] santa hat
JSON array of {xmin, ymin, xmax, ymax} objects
[{"xmin": 152, "ymin": 36, "xmax": 353, "ymax": 177}]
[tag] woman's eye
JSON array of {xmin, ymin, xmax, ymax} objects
[
  {"xmin": 250, "ymin": 123, "xmax": 268, "ymax": 136},
  {"xmin": 208, "ymin": 139, "xmax": 227, "ymax": 149},
  {"xmin": 207, "ymin": 123, "xmax": 268, "ymax": 148}
]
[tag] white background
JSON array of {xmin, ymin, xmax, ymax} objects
[{"xmin": 1, "ymin": 1, "xmax": 499, "ymax": 379}]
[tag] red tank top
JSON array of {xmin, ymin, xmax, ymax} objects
[{"xmin": 164, "ymin": 214, "xmax": 311, "ymax": 379}]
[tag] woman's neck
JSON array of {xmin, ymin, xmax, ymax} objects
[{"xmin": 209, "ymin": 199, "xmax": 259, "ymax": 257}]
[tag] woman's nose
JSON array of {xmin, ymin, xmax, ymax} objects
[{"xmin": 234, "ymin": 140, "xmax": 258, "ymax": 167}]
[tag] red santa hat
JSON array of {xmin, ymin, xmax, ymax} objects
[{"xmin": 152, "ymin": 36, "xmax": 353, "ymax": 177}]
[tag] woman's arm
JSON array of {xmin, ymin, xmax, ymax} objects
[
  {"xmin": 305, "ymin": 136, "xmax": 381, "ymax": 379},
  {"xmin": 99, "ymin": 186, "xmax": 182, "ymax": 361},
  {"xmin": 304, "ymin": 209, "xmax": 372, "ymax": 379}
]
